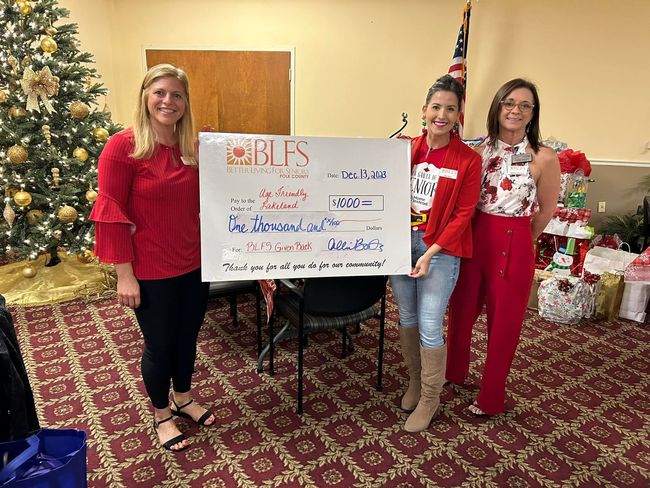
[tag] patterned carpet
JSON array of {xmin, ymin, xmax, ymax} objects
[{"xmin": 9, "ymin": 290, "xmax": 650, "ymax": 487}]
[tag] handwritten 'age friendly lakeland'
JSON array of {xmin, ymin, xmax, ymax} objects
[{"xmin": 198, "ymin": 134, "xmax": 412, "ymax": 280}]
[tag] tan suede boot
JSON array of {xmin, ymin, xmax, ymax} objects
[
  {"xmin": 404, "ymin": 345, "xmax": 446, "ymax": 432},
  {"xmin": 399, "ymin": 327, "xmax": 421, "ymax": 411}
]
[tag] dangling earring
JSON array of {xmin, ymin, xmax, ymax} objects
[
  {"xmin": 453, "ymin": 122, "xmax": 460, "ymax": 133},
  {"xmin": 421, "ymin": 117, "xmax": 426, "ymax": 134}
]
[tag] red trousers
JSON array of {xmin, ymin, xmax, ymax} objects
[{"xmin": 446, "ymin": 210, "xmax": 535, "ymax": 414}]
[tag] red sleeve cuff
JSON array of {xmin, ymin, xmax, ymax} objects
[
  {"xmin": 93, "ymin": 222, "xmax": 135, "ymax": 263},
  {"xmin": 89, "ymin": 194, "xmax": 135, "ymax": 234}
]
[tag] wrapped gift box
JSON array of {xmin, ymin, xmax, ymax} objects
[
  {"xmin": 535, "ymin": 234, "xmax": 591, "ymax": 276},
  {"xmin": 553, "ymin": 207, "xmax": 591, "ymax": 225},
  {"xmin": 528, "ymin": 269, "xmax": 555, "ymax": 310}
]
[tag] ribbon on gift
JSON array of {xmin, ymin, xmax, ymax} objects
[
  {"xmin": 258, "ymin": 279, "xmax": 277, "ymax": 324},
  {"xmin": 20, "ymin": 66, "xmax": 60, "ymax": 113}
]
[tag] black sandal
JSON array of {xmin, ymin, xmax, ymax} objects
[
  {"xmin": 153, "ymin": 415, "xmax": 188, "ymax": 451},
  {"xmin": 171, "ymin": 399, "xmax": 215, "ymax": 427}
]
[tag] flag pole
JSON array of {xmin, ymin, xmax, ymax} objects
[
  {"xmin": 447, "ymin": 0, "xmax": 472, "ymax": 137},
  {"xmin": 462, "ymin": 1, "xmax": 471, "ymax": 89}
]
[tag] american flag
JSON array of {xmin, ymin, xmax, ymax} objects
[{"xmin": 448, "ymin": 1, "xmax": 472, "ymax": 137}]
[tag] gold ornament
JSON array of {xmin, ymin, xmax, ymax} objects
[
  {"xmin": 7, "ymin": 144, "xmax": 29, "ymax": 163},
  {"xmin": 45, "ymin": 26, "xmax": 58, "ymax": 37},
  {"xmin": 20, "ymin": 66, "xmax": 60, "ymax": 113},
  {"xmin": 77, "ymin": 249, "xmax": 94, "ymax": 264},
  {"xmin": 0, "ymin": 91, "xmax": 7, "ymax": 104},
  {"xmin": 8, "ymin": 106, "xmax": 27, "ymax": 119},
  {"xmin": 93, "ymin": 127, "xmax": 109, "ymax": 142},
  {"xmin": 73, "ymin": 147, "xmax": 89, "ymax": 161},
  {"xmin": 18, "ymin": 1, "xmax": 32, "ymax": 15},
  {"xmin": 21, "ymin": 55, "xmax": 31, "ymax": 67},
  {"xmin": 40, "ymin": 36, "xmax": 58, "ymax": 54},
  {"xmin": 52, "ymin": 229, "xmax": 62, "ymax": 239},
  {"xmin": 57, "ymin": 205, "xmax": 78, "ymax": 224},
  {"xmin": 26, "ymin": 209, "xmax": 43, "ymax": 225},
  {"xmin": 42, "ymin": 125, "xmax": 51, "ymax": 145},
  {"xmin": 51, "ymin": 167, "xmax": 60, "ymax": 186},
  {"xmin": 69, "ymin": 101, "xmax": 90, "ymax": 119},
  {"xmin": 85, "ymin": 189, "xmax": 98, "ymax": 203},
  {"xmin": 22, "ymin": 265, "xmax": 37, "ymax": 279},
  {"xmin": 13, "ymin": 190, "xmax": 32, "ymax": 207},
  {"xmin": 7, "ymin": 56, "xmax": 18, "ymax": 73},
  {"xmin": 3, "ymin": 201, "xmax": 16, "ymax": 226}
]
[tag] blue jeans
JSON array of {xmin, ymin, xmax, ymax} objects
[{"xmin": 389, "ymin": 231, "xmax": 460, "ymax": 349}]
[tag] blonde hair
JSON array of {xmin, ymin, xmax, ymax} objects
[{"xmin": 131, "ymin": 63, "xmax": 196, "ymax": 162}]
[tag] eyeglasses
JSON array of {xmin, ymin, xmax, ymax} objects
[{"xmin": 500, "ymin": 99, "xmax": 535, "ymax": 113}]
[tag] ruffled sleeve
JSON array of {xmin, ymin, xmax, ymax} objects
[{"xmin": 89, "ymin": 131, "xmax": 136, "ymax": 264}]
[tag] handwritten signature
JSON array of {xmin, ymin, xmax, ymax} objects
[{"xmin": 327, "ymin": 237, "xmax": 384, "ymax": 252}]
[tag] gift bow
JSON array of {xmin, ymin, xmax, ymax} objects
[
  {"xmin": 20, "ymin": 66, "xmax": 60, "ymax": 113},
  {"xmin": 558, "ymin": 149, "xmax": 591, "ymax": 177},
  {"xmin": 558, "ymin": 278, "xmax": 574, "ymax": 293},
  {"xmin": 582, "ymin": 270, "xmax": 601, "ymax": 285}
]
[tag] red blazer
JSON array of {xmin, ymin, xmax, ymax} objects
[{"xmin": 411, "ymin": 132, "xmax": 482, "ymax": 258}]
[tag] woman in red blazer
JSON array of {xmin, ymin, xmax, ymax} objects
[{"xmin": 390, "ymin": 75, "xmax": 481, "ymax": 432}]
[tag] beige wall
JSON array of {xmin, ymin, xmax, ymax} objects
[
  {"xmin": 586, "ymin": 165, "xmax": 648, "ymax": 228},
  {"xmin": 62, "ymin": 0, "xmax": 649, "ymax": 216},
  {"xmin": 61, "ymin": 0, "xmax": 115, "ymax": 113}
]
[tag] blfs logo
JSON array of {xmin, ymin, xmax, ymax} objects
[{"xmin": 226, "ymin": 138, "xmax": 309, "ymax": 167}]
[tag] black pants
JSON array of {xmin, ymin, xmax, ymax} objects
[{"xmin": 134, "ymin": 268, "xmax": 209, "ymax": 409}]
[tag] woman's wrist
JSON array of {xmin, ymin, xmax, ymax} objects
[
  {"xmin": 424, "ymin": 243, "xmax": 442, "ymax": 259},
  {"xmin": 114, "ymin": 262, "xmax": 135, "ymax": 279}
]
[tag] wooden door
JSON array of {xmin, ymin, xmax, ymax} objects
[{"xmin": 145, "ymin": 50, "xmax": 291, "ymax": 135}]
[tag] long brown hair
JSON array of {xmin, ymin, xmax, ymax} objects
[
  {"xmin": 486, "ymin": 78, "xmax": 541, "ymax": 153},
  {"xmin": 131, "ymin": 64, "xmax": 196, "ymax": 162}
]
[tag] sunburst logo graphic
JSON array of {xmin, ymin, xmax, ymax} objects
[{"xmin": 226, "ymin": 139, "xmax": 253, "ymax": 165}]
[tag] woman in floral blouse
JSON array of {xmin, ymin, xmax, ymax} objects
[{"xmin": 445, "ymin": 78, "xmax": 560, "ymax": 416}]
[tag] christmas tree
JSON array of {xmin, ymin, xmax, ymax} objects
[{"xmin": 0, "ymin": 0, "xmax": 120, "ymax": 270}]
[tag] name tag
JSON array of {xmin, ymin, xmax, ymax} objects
[
  {"xmin": 440, "ymin": 168, "xmax": 458, "ymax": 180},
  {"xmin": 512, "ymin": 153, "xmax": 532, "ymax": 163},
  {"xmin": 508, "ymin": 165, "xmax": 528, "ymax": 176}
]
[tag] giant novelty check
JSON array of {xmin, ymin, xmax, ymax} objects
[{"xmin": 199, "ymin": 133, "xmax": 412, "ymax": 280}]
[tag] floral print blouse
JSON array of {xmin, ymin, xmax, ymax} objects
[{"xmin": 478, "ymin": 137, "xmax": 538, "ymax": 217}]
